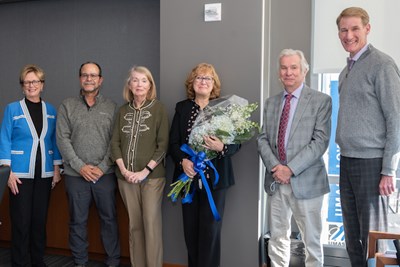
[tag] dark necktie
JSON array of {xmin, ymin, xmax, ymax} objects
[
  {"xmin": 347, "ymin": 58, "xmax": 355, "ymax": 71},
  {"xmin": 278, "ymin": 94, "xmax": 293, "ymax": 164}
]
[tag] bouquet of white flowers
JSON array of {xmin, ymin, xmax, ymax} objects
[
  {"xmin": 168, "ymin": 95, "xmax": 259, "ymax": 220},
  {"xmin": 188, "ymin": 94, "xmax": 259, "ymax": 160}
]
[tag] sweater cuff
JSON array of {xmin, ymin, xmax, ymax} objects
[
  {"xmin": 381, "ymin": 167, "xmax": 396, "ymax": 178},
  {"xmin": 217, "ymin": 145, "xmax": 228, "ymax": 159},
  {"xmin": 70, "ymin": 158, "xmax": 85, "ymax": 174}
]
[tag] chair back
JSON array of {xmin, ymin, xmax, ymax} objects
[{"xmin": 368, "ymin": 230, "xmax": 400, "ymax": 267}]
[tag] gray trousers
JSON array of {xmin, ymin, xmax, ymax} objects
[
  {"xmin": 340, "ymin": 156, "xmax": 388, "ymax": 267},
  {"xmin": 64, "ymin": 173, "xmax": 120, "ymax": 266}
]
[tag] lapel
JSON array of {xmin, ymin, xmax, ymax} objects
[{"xmin": 287, "ymin": 86, "xmax": 312, "ymax": 143}]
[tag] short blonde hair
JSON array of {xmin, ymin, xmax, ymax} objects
[
  {"xmin": 336, "ymin": 7, "xmax": 370, "ymax": 29},
  {"xmin": 185, "ymin": 63, "xmax": 221, "ymax": 100},
  {"xmin": 123, "ymin": 66, "xmax": 157, "ymax": 102},
  {"xmin": 19, "ymin": 64, "xmax": 45, "ymax": 85}
]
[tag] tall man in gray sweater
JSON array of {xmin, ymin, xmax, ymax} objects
[
  {"xmin": 56, "ymin": 62, "xmax": 120, "ymax": 267},
  {"xmin": 336, "ymin": 7, "xmax": 400, "ymax": 266}
]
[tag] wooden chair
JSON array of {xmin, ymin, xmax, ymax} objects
[{"xmin": 368, "ymin": 230, "xmax": 400, "ymax": 267}]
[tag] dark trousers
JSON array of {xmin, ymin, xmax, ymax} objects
[
  {"xmin": 182, "ymin": 187, "xmax": 227, "ymax": 267},
  {"xmin": 9, "ymin": 176, "xmax": 52, "ymax": 267},
  {"xmin": 64, "ymin": 173, "xmax": 120, "ymax": 266},
  {"xmin": 340, "ymin": 156, "xmax": 388, "ymax": 267}
]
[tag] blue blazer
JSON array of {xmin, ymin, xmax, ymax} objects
[
  {"xmin": 0, "ymin": 99, "xmax": 62, "ymax": 178},
  {"xmin": 257, "ymin": 86, "xmax": 332, "ymax": 199}
]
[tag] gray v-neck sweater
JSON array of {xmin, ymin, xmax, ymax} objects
[{"xmin": 336, "ymin": 45, "xmax": 400, "ymax": 176}]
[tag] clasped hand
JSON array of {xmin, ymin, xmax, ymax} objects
[
  {"xmin": 123, "ymin": 169, "xmax": 148, "ymax": 184},
  {"xmin": 271, "ymin": 164, "xmax": 293, "ymax": 184},
  {"xmin": 80, "ymin": 164, "xmax": 103, "ymax": 183}
]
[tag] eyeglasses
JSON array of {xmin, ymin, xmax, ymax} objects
[
  {"xmin": 195, "ymin": 76, "xmax": 213, "ymax": 83},
  {"xmin": 80, "ymin": 73, "xmax": 100, "ymax": 79},
  {"xmin": 22, "ymin": 80, "xmax": 42, "ymax": 86}
]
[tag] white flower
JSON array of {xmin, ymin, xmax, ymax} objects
[
  {"xmin": 188, "ymin": 95, "xmax": 259, "ymax": 159},
  {"xmin": 168, "ymin": 95, "xmax": 259, "ymax": 204}
]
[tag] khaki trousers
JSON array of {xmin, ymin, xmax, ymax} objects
[
  {"xmin": 118, "ymin": 177, "xmax": 165, "ymax": 267},
  {"xmin": 268, "ymin": 184, "xmax": 324, "ymax": 267}
]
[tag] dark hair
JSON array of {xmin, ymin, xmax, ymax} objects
[{"xmin": 79, "ymin": 61, "xmax": 102, "ymax": 77}]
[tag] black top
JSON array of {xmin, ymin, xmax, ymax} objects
[
  {"xmin": 169, "ymin": 99, "xmax": 240, "ymax": 190},
  {"xmin": 25, "ymin": 98, "xmax": 43, "ymax": 136},
  {"xmin": 25, "ymin": 98, "xmax": 43, "ymax": 177}
]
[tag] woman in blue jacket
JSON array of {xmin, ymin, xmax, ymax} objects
[{"xmin": 0, "ymin": 64, "xmax": 62, "ymax": 267}]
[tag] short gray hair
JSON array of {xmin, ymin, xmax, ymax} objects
[{"xmin": 278, "ymin": 49, "xmax": 309, "ymax": 74}]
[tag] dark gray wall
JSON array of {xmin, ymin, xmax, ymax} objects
[
  {"xmin": 269, "ymin": 0, "xmax": 312, "ymax": 96},
  {"xmin": 0, "ymin": 0, "xmax": 313, "ymax": 265},
  {"xmin": 0, "ymin": 0, "xmax": 159, "ymax": 117},
  {"xmin": 160, "ymin": 0, "xmax": 312, "ymax": 266},
  {"xmin": 160, "ymin": 1, "xmax": 262, "ymax": 266}
]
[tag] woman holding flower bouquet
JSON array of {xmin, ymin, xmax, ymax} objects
[
  {"xmin": 169, "ymin": 63, "xmax": 241, "ymax": 267},
  {"xmin": 110, "ymin": 66, "xmax": 169, "ymax": 267}
]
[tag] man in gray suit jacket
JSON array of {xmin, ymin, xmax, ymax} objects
[{"xmin": 257, "ymin": 49, "xmax": 332, "ymax": 267}]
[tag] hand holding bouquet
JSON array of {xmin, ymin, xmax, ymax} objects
[
  {"xmin": 168, "ymin": 95, "xmax": 259, "ymax": 220},
  {"xmin": 188, "ymin": 94, "xmax": 259, "ymax": 160}
]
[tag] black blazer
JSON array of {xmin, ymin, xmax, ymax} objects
[{"xmin": 169, "ymin": 99, "xmax": 240, "ymax": 190}]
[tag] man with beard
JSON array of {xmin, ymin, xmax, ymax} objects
[{"xmin": 56, "ymin": 62, "xmax": 120, "ymax": 267}]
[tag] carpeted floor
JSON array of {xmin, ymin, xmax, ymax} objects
[{"xmin": 0, "ymin": 248, "xmax": 128, "ymax": 267}]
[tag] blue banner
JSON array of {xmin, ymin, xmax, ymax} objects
[
  {"xmin": 325, "ymin": 184, "xmax": 345, "ymax": 245},
  {"xmin": 327, "ymin": 184, "xmax": 342, "ymax": 223},
  {"xmin": 328, "ymin": 80, "xmax": 340, "ymax": 175}
]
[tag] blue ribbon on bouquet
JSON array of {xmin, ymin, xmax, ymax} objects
[{"xmin": 176, "ymin": 144, "xmax": 221, "ymax": 221}]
